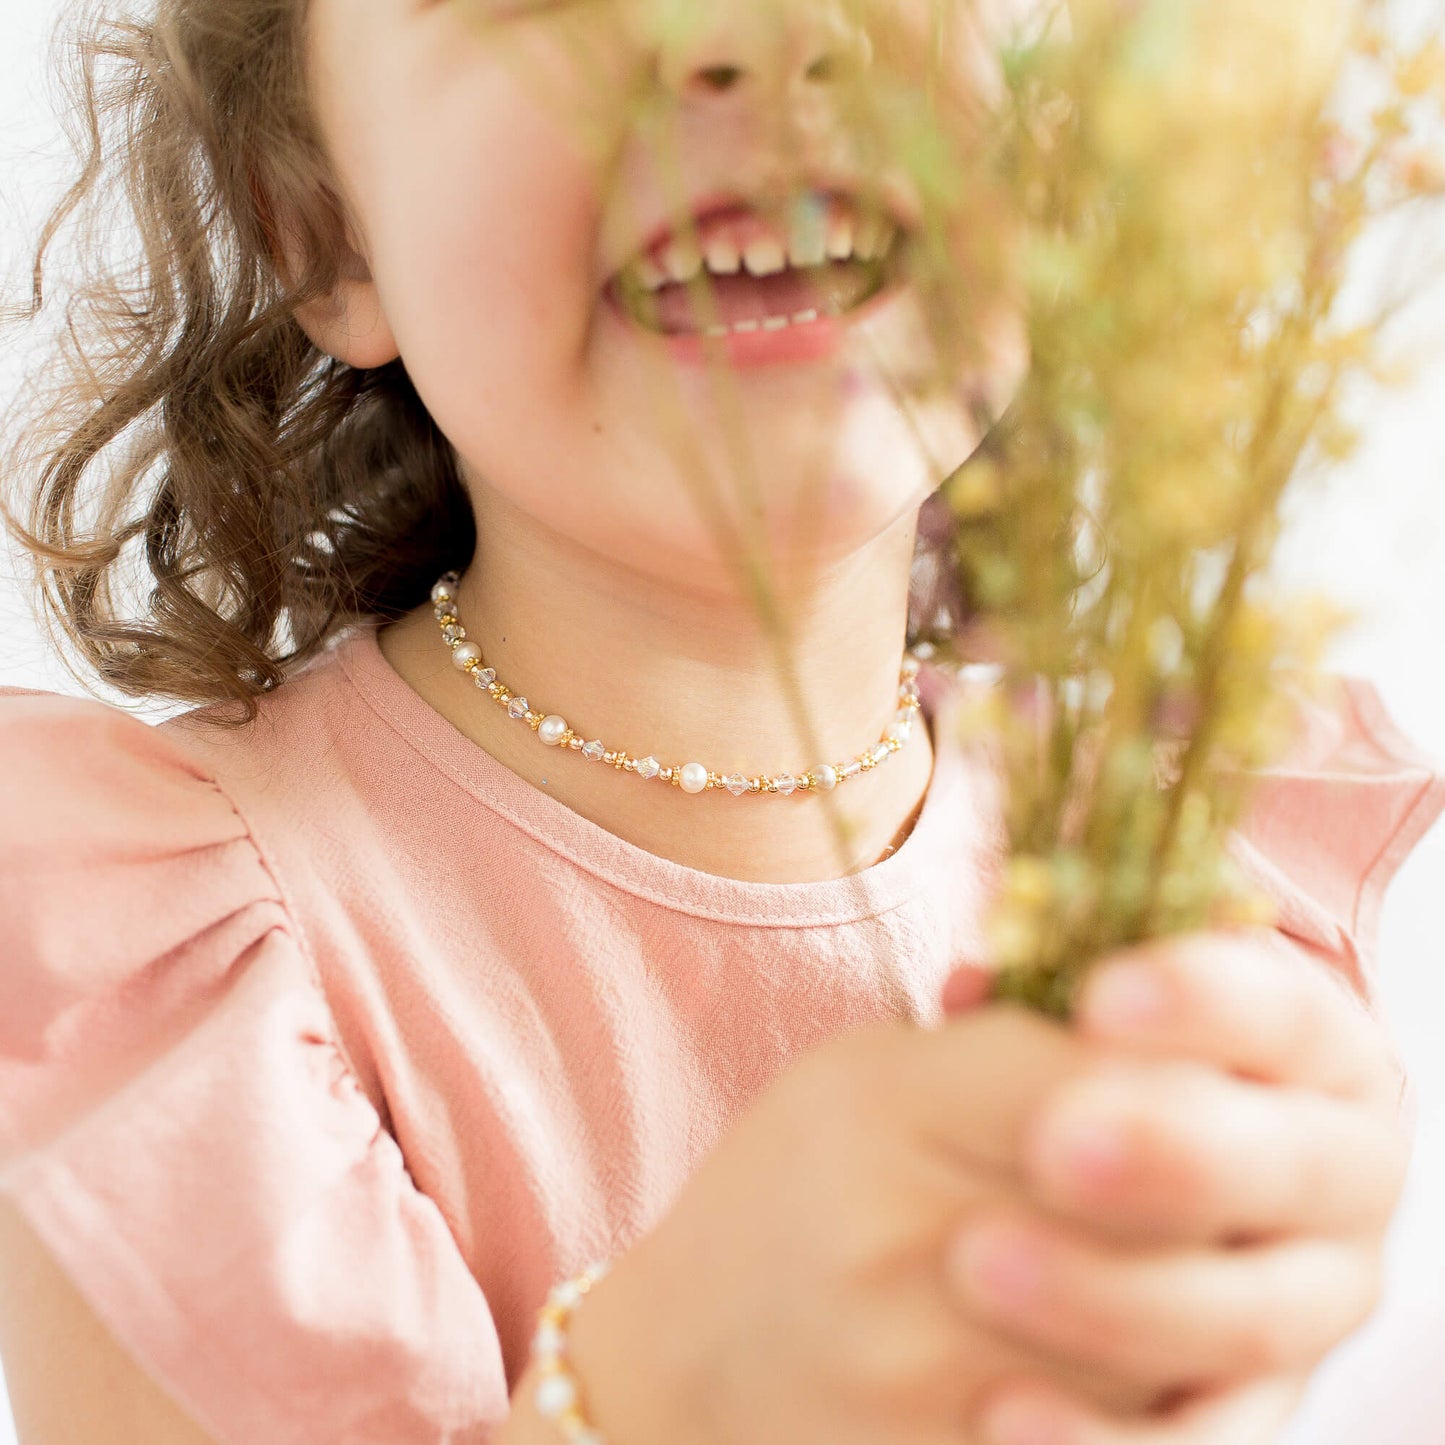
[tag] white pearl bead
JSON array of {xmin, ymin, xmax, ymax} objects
[
  {"xmin": 451, "ymin": 642, "xmax": 482, "ymax": 671},
  {"xmin": 538, "ymin": 715, "xmax": 568, "ymax": 746},
  {"xmin": 430, "ymin": 581, "xmax": 455, "ymax": 604},
  {"xmin": 534, "ymin": 1374, "xmax": 577, "ymax": 1418},
  {"xmin": 679, "ymin": 762, "xmax": 708, "ymax": 794},
  {"xmin": 813, "ymin": 764, "xmax": 838, "ymax": 791}
]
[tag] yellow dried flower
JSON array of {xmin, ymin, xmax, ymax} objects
[{"xmin": 1396, "ymin": 41, "xmax": 1445, "ymax": 98}]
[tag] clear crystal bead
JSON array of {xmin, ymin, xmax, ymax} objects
[
  {"xmin": 508, "ymin": 697, "xmax": 529, "ymax": 719},
  {"xmin": 474, "ymin": 668, "xmax": 497, "ymax": 688},
  {"xmin": 724, "ymin": 773, "xmax": 749, "ymax": 796},
  {"xmin": 635, "ymin": 755, "xmax": 660, "ymax": 779},
  {"xmin": 582, "ymin": 739, "xmax": 605, "ymax": 761},
  {"xmin": 775, "ymin": 773, "xmax": 797, "ymax": 796},
  {"xmin": 532, "ymin": 1321, "xmax": 565, "ymax": 1354},
  {"xmin": 433, "ymin": 601, "xmax": 458, "ymax": 621}
]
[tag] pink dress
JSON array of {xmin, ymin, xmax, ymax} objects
[{"xmin": 0, "ymin": 624, "xmax": 1440, "ymax": 1443}]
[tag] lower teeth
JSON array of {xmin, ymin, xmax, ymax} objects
[{"xmin": 702, "ymin": 307, "xmax": 822, "ymax": 338}]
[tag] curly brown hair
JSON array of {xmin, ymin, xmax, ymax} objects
[{"xmin": 3, "ymin": 0, "xmax": 474, "ymax": 722}]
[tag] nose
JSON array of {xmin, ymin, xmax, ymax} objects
[{"xmin": 652, "ymin": 0, "xmax": 873, "ymax": 105}]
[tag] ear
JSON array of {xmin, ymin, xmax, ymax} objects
[
  {"xmin": 251, "ymin": 164, "xmax": 400, "ymax": 369},
  {"xmin": 289, "ymin": 249, "xmax": 401, "ymax": 371}
]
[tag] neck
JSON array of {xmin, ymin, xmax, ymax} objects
[{"xmin": 378, "ymin": 488, "xmax": 935, "ymax": 883}]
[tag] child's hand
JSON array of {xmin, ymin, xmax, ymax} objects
[
  {"xmin": 565, "ymin": 1000, "xmax": 1192, "ymax": 1445},
  {"xmin": 946, "ymin": 931, "xmax": 1413, "ymax": 1444}
]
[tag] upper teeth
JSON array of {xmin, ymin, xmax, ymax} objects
[
  {"xmin": 743, "ymin": 238, "xmax": 786, "ymax": 277},
  {"xmin": 632, "ymin": 202, "xmax": 898, "ymax": 293}
]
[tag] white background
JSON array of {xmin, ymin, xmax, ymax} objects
[{"xmin": 2, "ymin": 3, "xmax": 1443, "ymax": 1442}]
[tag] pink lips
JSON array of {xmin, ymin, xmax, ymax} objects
[{"xmin": 660, "ymin": 310, "xmax": 844, "ymax": 367}]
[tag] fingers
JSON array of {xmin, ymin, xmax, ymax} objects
[
  {"xmin": 1019, "ymin": 1057, "xmax": 1411, "ymax": 1246},
  {"xmin": 946, "ymin": 1211, "xmax": 1379, "ymax": 1398},
  {"xmin": 1072, "ymin": 930, "xmax": 1405, "ymax": 1112},
  {"xmin": 897, "ymin": 1002, "xmax": 1091, "ymax": 1180},
  {"xmin": 972, "ymin": 1370, "xmax": 1312, "ymax": 1445}
]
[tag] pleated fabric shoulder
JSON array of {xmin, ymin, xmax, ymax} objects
[
  {"xmin": 0, "ymin": 688, "xmax": 509, "ymax": 1444},
  {"xmin": 1230, "ymin": 676, "xmax": 1445, "ymax": 1009}
]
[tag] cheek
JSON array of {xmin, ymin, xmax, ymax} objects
[
  {"xmin": 362, "ymin": 71, "xmax": 611, "ymax": 466},
  {"xmin": 371, "ymin": 94, "xmax": 601, "ymax": 376}
]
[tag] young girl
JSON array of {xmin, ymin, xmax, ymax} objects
[{"xmin": 2, "ymin": 2, "xmax": 1441, "ymax": 1443}]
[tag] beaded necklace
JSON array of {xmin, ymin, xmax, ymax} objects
[{"xmin": 430, "ymin": 571, "xmax": 924, "ymax": 799}]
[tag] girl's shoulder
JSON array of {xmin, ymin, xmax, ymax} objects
[
  {"xmin": 0, "ymin": 627, "xmax": 378, "ymax": 882},
  {"xmin": 0, "ymin": 683, "xmax": 290, "ymax": 1063},
  {"xmin": 0, "ymin": 682, "xmax": 254, "ymax": 852},
  {"xmin": 0, "ymin": 686, "xmax": 274, "ymax": 944},
  {"xmin": 0, "ymin": 631, "xmax": 375, "ymax": 1014},
  {"xmin": 1230, "ymin": 675, "xmax": 1445, "ymax": 992}
]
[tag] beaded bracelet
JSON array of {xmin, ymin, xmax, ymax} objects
[{"xmin": 531, "ymin": 1261, "xmax": 613, "ymax": 1443}]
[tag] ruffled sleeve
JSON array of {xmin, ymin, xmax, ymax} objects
[
  {"xmin": 1229, "ymin": 676, "xmax": 1445, "ymax": 1012},
  {"xmin": 0, "ymin": 690, "xmax": 510, "ymax": 1443}
]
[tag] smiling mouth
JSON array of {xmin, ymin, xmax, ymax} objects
[{"xmin": 606, "ymin": 192, "xmax": 907, "ymax": 338}]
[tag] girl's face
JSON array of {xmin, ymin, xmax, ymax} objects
[{"xmin": 302, "ymin": 0, "xmax": 1017, "ymax": 595}]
